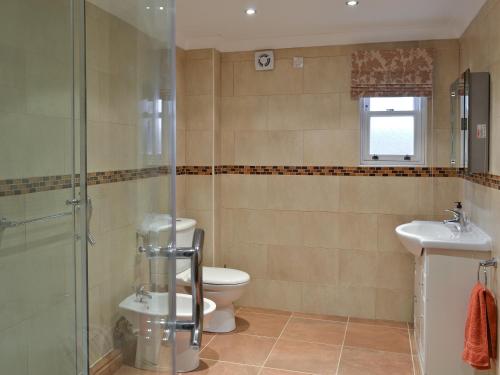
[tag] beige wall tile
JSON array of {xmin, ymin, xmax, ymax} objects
[
  {"xmin": 185, "ymin": 175, "xmax": 213, "ymax": 211},
  {"xmin": 221, "ymin": 96, "xmax": 268, "ymax": 130},
  {"xmin": 223, "ymin": 243, "xmax": 268, "ymax": 279},
  {"xmin": 244, "ymin": 279, "xmax": 303, "ymax": 312},
  {"xmin": 234, "ymin": 131, "xmax": 304, "ymax": 165},
  {"xmin": 176, "ymin": 128, "xmax": 186, "ymax": 166},
  {"xmin": 377, "ymin": 215, "xmax": 415, "ymax": 253},
  {"xmin": 375, "ymin": 289, "xmax": 413, "ymax": 322},
  {"xmin": 232, "ymin": 209, "xmax": 304, "ymax": 246},
  {"xmin": 221, "ymin": 61, "xmax": 234, "ymax": 97},
  {"xmin": 433, "ymin": 47, "xmax": 460, "ymax": 95},
  {"xmin": 267, "ymin": 94, "xmax": 341, "ymax": 130},
  {"xmin": 233, "ymin": 131, "xmax": 269, "ymax": 165},
  {"xmin": 266, "ymin": 131, "xmax": 304, "ymax": 165},
  {"xmin": 220, "ymin": 130, "xmax": 235, "ymax": 164},
  {"xmin": 185, "ymin": 58, "xmax": 213, "ymax": 96},
  {"xmin": 234, "ymin": 59, "xmax": 303, "ymax": 96},
  {"xmin": 267, "ymin": 245, "xmax": 338, "ymax": 284},
  {"xmin": 186, "ymin": 130, "xmax": 213, "ymax": 165},
  {"xmin": 220, "ymin": 175, "xmax": 267, "ymax": 209},
  {"xmin": 376, "ymin": 253, "xmax": 414, "ymax": 292},
  {"xmin": 302, "ymin": 212, "xmax": 378, "ymax": 251},
  {"xmin": 339, "ymin": 250, "xmax": 378, "ymax": 288},
  {"xmin": 328, "ymin": 286, "xmax": 376, "ymax": 319},
  {"xmin": 266, "ymin": 175, "xmax": 340, "ymax": 211},
  {"xmin": 299, "ymin": 284, "xmax": 332, "ymax": 315},
  {"xmin": 186, "ymin": 95, "xmax": 213, "ymax": 130},
  {"xmin": 303, "ymin": 129, "xmax": 360, "ymax": 166},
  {"xmin": 340, "ymin": 93, "xmax": 360, "ymax": 129},
  {"xmin": 303, "ymin": 56, "xmax": 350, "ymax": 93}
]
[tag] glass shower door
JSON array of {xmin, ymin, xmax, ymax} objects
[
  {"xmin": 0, "ymin": 0, "xmax": 88, "ymax": 374},
  {"xmin": 85, "ymin": 1, "xmax": 178, "ymax": 374}
]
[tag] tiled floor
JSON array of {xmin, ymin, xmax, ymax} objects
[{"xmin": 116, "ymin": 307, "xmax": 418, "ymax": 375}]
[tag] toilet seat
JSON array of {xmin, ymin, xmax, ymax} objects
[{"xmin": 177, "ymin": 267, "xmax": 250, "ymax": 286}]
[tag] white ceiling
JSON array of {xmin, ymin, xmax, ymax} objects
[{"xmin": 176, "ymin": 0, "xmax": 486, "ymax": 52}]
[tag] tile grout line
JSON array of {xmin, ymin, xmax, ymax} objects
[
  {"xmin": 335, "ymin": 316, "xmax": 350, "ymax": 375},
  {"xmin": 257, "ymin": 313, "xmax": 294, "ymax": 375},
  {"xmin": 407, "ymin": 322, "xmax": 417, "ymax": 375},
  {"xmin": 240, "ymin": 308, "xmax": 408, "ymax": 329},
  {"xmin": 234, "ymin": 332, "xmax": 348, "ymax": 348}
]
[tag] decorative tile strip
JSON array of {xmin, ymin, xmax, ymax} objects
[
  {"xmin": 216, "ymin": 165, "xmax": 460, "ymax": 177},
  {"xmin": 464, "ymin": 172, "xmax": 500, "ymax": 190},
  {"xmin": 177, "ymin": 166, "xmax": 213, "ymax": 175},
  {"xmin": 3, "ymin": 165, "xmax": 500, "ymax": 197},
  {"xmin": 0, "ymin": 166, "xmax": 172, "ymax": 197}
]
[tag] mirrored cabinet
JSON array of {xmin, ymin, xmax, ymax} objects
[{"xmin": 450, "ymin": 70, "xmax": 490, "ymax": 174}]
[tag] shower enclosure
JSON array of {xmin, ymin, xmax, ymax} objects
[{"xmin": 0, "ymin": 0, "xmax": 180, "ymax": 374}]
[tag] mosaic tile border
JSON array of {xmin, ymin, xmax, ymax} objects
[
  {"xmin": 464, "ymin": 172, "xmax": 500, "ymax": 190},
  {"xmin": 1, "ymin": 165, "xmax": 499, "ymax": 197},
  {"xmin": 215, "ymin": 165, "xmax": 460, "ymax": 177}
]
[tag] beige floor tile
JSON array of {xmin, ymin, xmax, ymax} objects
[
  {"xmin": 238, "ymin": 306, "xmax": 292, "ymax": 317},
  {"xmin": 337, "ymin": 347, "xmax": 413, "ymax": 375},
  {"xmin": 281, "ymin": 318, "xmax": 346, "ymax": 345},
  {"xmin": 201, "ymin": 332, "xmax": 217, "ymax": 350},
  {"xmin": 200, "ymin": 334, "xmax": 276, "ymax": 365},
  {"xmin": 234, "ymin": 311, "xmax": 290, "ymax": 337},
  {"xmin": 261, "ymin": 368, "xmax": 314, "ymax": 375},
  {"xmin": 348, "ymin": 317, "xmax": 409, "ymax": 329},
  {"xmin": 265, "ymin": 338, "xmax": 341, "ymax": 375},
  {"xmin": 292, "ymin": 312, "xmax": 348, "ymax": 323},
  {"xmin": 344, "ymin": 323, "xmax": 411, "ymax": 354},
  {"xmin": 114, "ymin": 365, "xmax": 154, "ymax": 375},
  {"xmin": 190, "ymin": 359, "xmax": 261, "ymax": 374}
]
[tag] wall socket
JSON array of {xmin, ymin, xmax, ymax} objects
[{"xmin": 293, "ymin": 56, "xmax": 304, "ymax": 69}]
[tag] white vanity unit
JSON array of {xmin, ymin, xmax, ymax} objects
[{"xmin": 396, "ymin": 221, "xmax": 492, "ymax": 375}]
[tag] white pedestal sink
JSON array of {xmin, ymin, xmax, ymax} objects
[
  {"xmin": 395, "ymin": 220, "xmax": 493, "ymax": 375},
  {"xmin": 395, "ymin": 220, "xmax": 492, "ymax": 256}
]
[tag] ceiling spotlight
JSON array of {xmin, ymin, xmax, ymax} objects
[
  {"xmin": 146, "ymin": 6, "xmax": 151, "ymax": 10},
  {"xmin": 159, "ymin": 6, "xmax": 164, "ymax": 10},
  {"xmin": 245, "ymin": 8, "xmax": 257, "ymax": 15},
  {"xmin": 346, "ymin": 0, "xmax": 359, "ymax": 6}
]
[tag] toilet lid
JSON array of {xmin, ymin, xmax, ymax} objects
[{"xmin": 177, "ymin": 267, "xmax": 250, "ymax": 285}]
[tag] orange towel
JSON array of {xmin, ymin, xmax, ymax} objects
[{"xmin": 463, "ymin": 282, "xmax": 497, "ymax": 370}]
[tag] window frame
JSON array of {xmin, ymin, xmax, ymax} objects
[{"xmin": 360, "ymin": 97, "xmax": 427, "ymax": 166}]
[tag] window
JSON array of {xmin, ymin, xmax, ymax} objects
[{"xmin": 360, "ymin": 97, "xmax": 427, "ymax": 166}]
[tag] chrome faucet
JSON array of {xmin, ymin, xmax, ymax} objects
[
  {"xmin": 135, "ymin": 285, "xmax": 152, "ymax": 302},
  {"xmin": 443, "ymin": 201, "xmax": 468, "ymax": 232}
]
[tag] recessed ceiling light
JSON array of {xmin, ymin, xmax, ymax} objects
[
  {"xmin": 346, "ymin": 0, "xmax": 359, "ymax": 6},
  {"xmin": 159, "ymin": 6, "xmax": 164, "ymax": 10},
  {"xmin": 245, "ymin": 8, "xmax": 257, "ymax": 16},
  {"xmin": 146, "ymin": 6, "xmax": 151, "ymax": 10}
]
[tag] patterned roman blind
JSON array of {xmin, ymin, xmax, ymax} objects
[{"xmin": 351, "ymin": 48, "xmax": 434, "ymax": 99}]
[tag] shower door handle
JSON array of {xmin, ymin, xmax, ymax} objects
[
  {"xmin": 175, "ymin": 229, "xmax": 204, "ymax": 349},
  {"xmin": 86, "ymin": 198, "xmax": 96, "ymax": 246}
]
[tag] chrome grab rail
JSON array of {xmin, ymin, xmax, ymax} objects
[
  {"xmin": 139, "ymin": 229, "xmax": 205, "ymax": 349},
  {"xmin": 175, "ymin": 229, "xmax": 204, "ymax": 349}
]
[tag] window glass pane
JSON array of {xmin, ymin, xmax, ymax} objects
[
  {"xmin": 369, "ymin": 116, "xmax": 415, "ymax": 155},
  {"xmin": 369, "ymin": 97, "xmax": 415, "ymax": 111}
]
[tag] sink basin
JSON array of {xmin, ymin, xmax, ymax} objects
[{"xmin": 395, "ymin": 221, "xmax": 492, "ymax": 256}]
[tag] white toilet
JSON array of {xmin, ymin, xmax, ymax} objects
[{"xmin": 176, "ymin": 218, "xmax": 250, "ymax": 333}]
